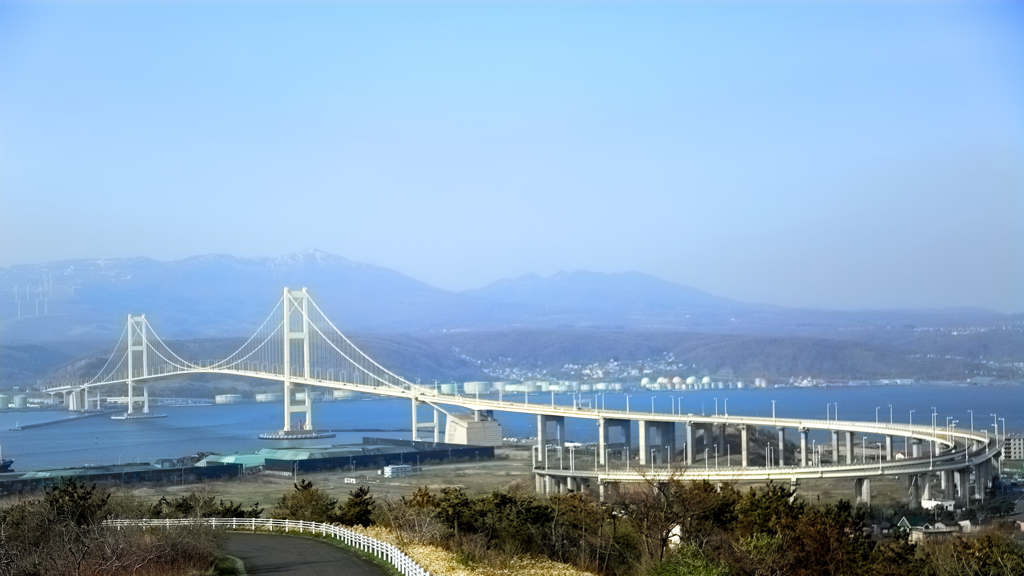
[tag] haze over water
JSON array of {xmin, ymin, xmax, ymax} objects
[{"xmin": 1, "ymin": 385, "xmax": 1020, "ymax": 471}]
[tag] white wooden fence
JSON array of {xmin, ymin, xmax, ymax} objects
[{"xmin": 106, "ymin": 517, "xmax": 433, "ymax": 576}]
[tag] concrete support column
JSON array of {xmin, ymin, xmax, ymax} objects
[
  {"xmin": 537, "ymin": 414, "xmax": 549, "ymax": 466},
  {"xmin": 740, "ymin": 424, "xmax": 749, "ymax": 467},
  {"xmin": 832, "ymin": 430, "xmax": 839, "ymax": 465},
  {"xmin": 639, "ymin": 420, "xmax": 651, "ymax": 465},
  {"xmin": 143, "ymin": 384, "xmax": 150, "ymax": 414},
  {"xmin": 536, "ymin": 474, "xmax": 544, "ymax": 493},
  {"xmin": 717, "ymin": 423, "xmax": 726, "ymax": 454},
  {"xmin": 639, "ymin": 421, "xmax": 676, "ymax": 466},
  {"xmin": 845, "ymin": 431, "xmax": 854, "ymax": 464},
  {"xmin": 621, "ymin": 420, "xmax": 633, "ymax": 463},
  {"xmin": 912, "ymin": 439, "xmax": 922, "ymax": 458},
  {"xmin": 886, "ymin": 435, "xmax": 894, "ymax": 461},
  {"xmin": 127, "ymin": 380, "xmax": 134, "ymax": 415},
  {"xmin": 800, "ymin": 428, "xmax": 809, "ymax": 467},
  {"xmin": 411, "ymin": 399, "xmax": 419, "ymax": 441},
  {"xmin": 685, "ymin": 422, "xmax": 695, "ymax": 465},
  {"xmin": 855, "ymin": 478, "xmax": 872, "ymax": 505},
  {"xmin": 921, "ymin": 474, "xmax": 931, "ymax": 500},
  {"xmin": 777, "ymin": 427, "xmax": 786, "ymax": 466},
  {"xmin": 536, "ymin": 415, "xmax": 565, "ymax": 467},
  {"xmin": 664, "ymin": 422, "xmax": 677, "ymax": 465},
  {"xmin": 599, "ymin": 482, "xmax": 607, "ymax": 502},
  {"xmin": 598, "ymin": 418, "xmax": 607, "ymax": 465}
]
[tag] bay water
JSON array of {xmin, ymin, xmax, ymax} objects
[{"xmin": 1, "ymin": 385, "xmax": 1020, "ymax": 471}]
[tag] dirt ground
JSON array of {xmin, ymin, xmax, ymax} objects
[
  {"xmin": 117, "ymin": 445, "xmax": 920, "ymax": 510},
  {"xmin": 125, "ymin": 448, "xmax": 539, "ymax": 510}
]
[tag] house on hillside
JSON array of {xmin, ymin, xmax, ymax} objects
[{"xmin": 897, "ymin": 516, "xmax": 961, "ymax": 542}]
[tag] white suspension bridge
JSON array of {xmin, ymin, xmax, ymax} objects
[{"xmin": 42, "ymin": 288, "xmax": 1004, "ymax": 503}]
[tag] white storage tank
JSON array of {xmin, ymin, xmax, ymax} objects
[
  {"xmin": 594, "ymin": 382, "xmax": 609, "ymax": 391},
  {"xmin": 463, "ymin": 381, "xmax": 491, "ymax": 395},
  {"xmin": 641, "ymin": 377, "xmax": 651, "ymax": 386},
  {"xmin": 0, "ymin": 394, "xmax": 8, "ymax": 410},
  {"xmin": 579, "ymin": 384, "xmax": 593, "ymax": 392},
  {"xmin": 440, "ymin": 383, "xmax": 458, "ymax": 395},
  {"xmin": 255, "ymin": 392, "xmax": 283, "ymax": 402},
  {"xmin": 331, "ymin": 390, "xmax": 355, "ymax": 400},
  {"xmin": 215, "ymin": 394, "xmax": 243, "ymax": 404},
  {"xmin": 13, "ymin": 395, "xmax": 28, "ymax": 409},
  {"xmin": 610, "ymin": 383, "xmax": 623, "ymax": 391},
  {"xmin": 523, "ymin": 383, "xmax": 541, "ymax": 394}
]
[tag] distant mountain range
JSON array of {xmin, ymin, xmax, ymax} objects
[
  {"xmin": 1, "ymin": 250, "xmax": 1021, "ymax": 387},
  {"xmin": 0, "ymin": 249, "xmax": 1015, "ymax": 343}
]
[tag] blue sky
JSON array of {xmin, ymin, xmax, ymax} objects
[{"xmin": 1, "ymin": 1, "xmax": 1021, "ymax": 312}]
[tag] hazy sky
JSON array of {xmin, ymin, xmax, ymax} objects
[{"xmin": 1, "ymin": 2, "xmax": 1021, "ymax": 312}]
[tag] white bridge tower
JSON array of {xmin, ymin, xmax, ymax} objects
[
  {"xmin": 126, "ymin": 315, "xmax": 150, "ymax": 415},
  {"xmin": 282, "ymin": 288, "xmax": 313, "ymax": 432}
]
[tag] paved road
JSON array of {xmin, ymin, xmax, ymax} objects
[{"xmin": 224, "ymin": 532, "xmax": 389, "ymax": 576}]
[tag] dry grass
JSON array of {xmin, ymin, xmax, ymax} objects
[{"xmin": 350, "ymin": 524, "xmax": 599, "ymax": 576}]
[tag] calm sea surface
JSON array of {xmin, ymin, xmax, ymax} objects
[{"xmin": 1, "ymin": 385, "xmax": 1021, "ymax": 471}]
